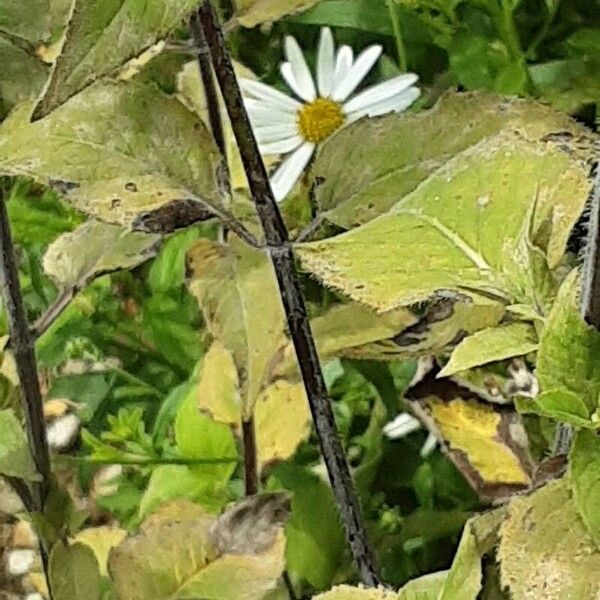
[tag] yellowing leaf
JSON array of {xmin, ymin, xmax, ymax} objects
[
  {"xmin": 34, "ymin": 0, "xmax": 199, "ymax": 117},
  {"xmin": 438, "ymin": 322, "xmax": 538, "ymax": 377},
  {"xmin": 197, "ymin": 341, "xmax": 241, "ymax": 426},
  {"xmin": 272, "ymin": 302, "xmax": 417, "ymax": 377},
  {"xmin": 569, "ymin": 430, "xmax": 600, "ymax": 545},
  {"xmin": 429, "ymin": 398, "xmax": 530, "ymax": 485},
  {"xmin": 109, "ymin": 498, "xmax": 286, "ymax": 600},
  {"xmin": 187, "ymin": 238, "xmax": 285, "ymax": 418},
  {"xmin": 255, "ymin": 381, "xmax": 311, "ymax": 467},
  {"xmin": 0, "ymin": 82, "xmax": 225, "ymax": 227},
  {"xmin": 498, "ymin": 479, "xmax": 600, "ymax": 599},
  {"xmin": 343, "ymin": 297, "xmax": 505, "ymax": 361},
  {"xmin": 178, "ymin": 59, "xmax": 276, "ymax": 191},
  {"xmin": 74, "ymin": 526, "xmax": 127, "ymax": 577},
  {"xmin": 43, "ymin": 221, "xmax": 160, "ymax": 289},
  {"xmin": 312, "ymin": 90, "xmax": 595, "ymax": 231},
  {"xmin": 0, "ymin": 409, "xmax": 39, "ymax": 481},
  {"xmin": 298, "ymin": 136, "xmax": 590, "ymax": 311},
  {"xmin": 234, "ymin": 0, "xmax": 322, "ymax": 28}
]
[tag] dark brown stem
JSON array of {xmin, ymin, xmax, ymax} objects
[
  {"xmin": 190, "ymin": 13, "xmax": 228, "ymax": 165},
  {"xmin": 0, "ymin": 191, "xmax": 51, "ymax": 508},
  {"xmin": 0, "ymin": 186, "xmax": 53, "ymax": 598},
  {"xmin": 197, "ymin": 1, "xmax": 381, "ymax": 586},
  {"xmin": 242, "ymin": 418, "xmax": 259, "ymax": 496},
  {"xmin": 5, "ymin": 475, "xmax": 35, "ymax": 511}
]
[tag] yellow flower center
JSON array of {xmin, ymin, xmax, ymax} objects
[{"xmin": 298, "ymin": 98, "xmax": 345, "ymax": 143}]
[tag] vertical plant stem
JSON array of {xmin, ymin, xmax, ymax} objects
[
  {"xmin": 386, "ymin": 0, "xmax": 408, "ymax": 72},
  {"xmin": 196, "ymin": 1, "xmax": 381, "ymax": 586},
  {"xmin": 0, "ymin": 189, "xmax": 51, "ymax": 507},
  {"xmin": 242, "ymin": 418, "xmax": 259, "ymax": 495},
  {"xmin": 554, "ymin": 170, "xmax": 600, "ymax": 455},
  {"xmin": 0, "ymin": 185, "xmax": 53, "ymax": 598},
  {"xmin": 190, "ymin": 12, "xmax": 228, "ymax": 165}
]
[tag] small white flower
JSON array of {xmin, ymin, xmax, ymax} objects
[
  {"xmin": 383, "ymin": 412, "xmax": 438, "ymax": 457},
  {"xmin": 241, "ymin": 28, "xmax": 421, "ymax": 201}
]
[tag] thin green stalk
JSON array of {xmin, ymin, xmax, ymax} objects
[
  {"xmin": 109, "ymin": 366, "xmax": 163, "ymax": 398},
  {"xmin": 386, "ymin": 0, "xmax": 408, "ymax": 72},
  {"xmin": 527, "ymin": 0, "xmax": 563, "ymax": 59},
  {"xmin": 79, "ymin": 455, "xmax": 239, "ymax": 466}
]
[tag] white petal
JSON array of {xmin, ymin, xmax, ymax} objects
[
  {"xmin": 334, "ymin": 45, "xmax": 354, "ymax": 89},
  {"xmin": 260, "ymin": 135, "xmax": 303, "ymax": 155},
  {"xmin": 346, "ymin": 87, "xmax": 421, "ymax": 123},
  {"xmin": 245, "ymin": 99, "xmax": 297, "ymax": 127},
  {"xmin": 420, "ymin": 432, "xmax": 438, "ymax": 457},
  {"xmin": 6, "ymin": 549, "xmax": 36, "ymax": 576},
  {"xmin": 383, "ymin": 412, "xmax": 422, "ymax": 439},
  {"xmin": 332, "ymin": 45, "xmax": 383, "ymax": 102},
  {"xmin": 317, "ymin": 27, "xmax": 335, "ymax": 97},
  {"xmin": 284, "ymin": 36, "xmax": 316, "ymax": 101},
  {"xmin": 239, "ymin": 78, "xmax": 301, "ymax": 113},
  {"xmin": 270, "ymin": 142, "xmax": 315, "ymax": 201},
  {"xmin": 46, "ymin": 413, "xmax": 81, "ymax": 450},
  {"xmin": 343, "ymin": 73, "xmax": 419, "ymax": 113},
  {"xmin": 254, "ymin": 122, "xmax": 299, "ymax": 144}
]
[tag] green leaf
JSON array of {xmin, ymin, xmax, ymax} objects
[
  {"xmin": 233, "ymin": 0, "xmax": 322, "ymax": 28},
  {"xmin": 74, "ymin": 526, "xmax": 127, "ymax": 577},
  {"xmin": 537, "ymin": 269, "xmax": 600, "ymax": 413},
  {"xmin": 274, "ymin": 465, "xmax": 347, "ymax": 591},
  {"xmin": 109, "ymin": 499, "xmax": 286, "ymax": 600},
  {"xmin": 449, "ymin": 32, "xmax": 528, "ymax": 95},
  {"xmin": 0, "ymin": 0, "xmax": 50, "ymax": 42},
  {"xmin": 187, "ymin": 237, "xmax": 286, "ymax": 418},
  {"xmin": 438, "ymin": 322, "xmax": 538, "ymax": 377},
  {"xmin": 310, "ymin": 91, "xmax": 593, "ymax": 230},
  {"xmin": 0, "ymin": 81, "xmax": 224, "ymax": 227},
  {"xmin": 530, "ymin": 58, "xmax": 600, "ymax": 114},
  {"xmin": 569, "ymin": 430, "xmax": 600, "ymax": 545},
  {"xmin": 314, "ymin": 587, "xmax": 399, "ymax": 599},
  {"xmin": 515, "ymin": 389, "xmax": 594, "ymax": 427},
  {"xmin": 287, "ymin": 0, "xmax": 392, "ymax": 34},
  {"xmin": 0, "ymin": 409, "xmax": 39, "ymax": 480},
  {"xmin": 43, "ymin": 221, "xmax": 160, "ymax": 289},
  {"xmin": 139, "ymin": 465, "xmax": 229, "ymax": 518},
  {"xmin": 49, "ymin": 542, "xmax": 104, "ymax": 600},
  {"xmin": 440, "ymin": 509, "xmax": 505, "ymax": 600},
  {"xmin": 397, "ymin": 571, "xmax": 448, "ymax": 599},
  {"xmin": 0, "ymin": 35, "xmax": 48, "ymax": 117},
  {"xmin": 298, "ymin": 136, "xmax": 589, "ymax": 311},
  {"xmin": 148, "ymin": 226, "xmax": 205, "ymax": 293},
  {"xmin": 33, "ymin": 0, "xmax": 199, "ymax": 117},
  {"xmin": 175, "ymin": 388, "xmax": 237, "ymax": 482},
  {"xmin": 498, "ymin": 479, "xmax": 600, "ymax": 599}
]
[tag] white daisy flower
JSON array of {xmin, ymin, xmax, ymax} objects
[{"xmin": 240, "ymin": 28, "xmax": 421, "ymax": 201}]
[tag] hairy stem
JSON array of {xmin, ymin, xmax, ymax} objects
[
  {"xmin": 554, "ymin": 170, "xmax": 600, "ymax": 455},
  {"xmin": 196, "ymin": 1, "xmax": 381, "ymax": 585},
  {"xmin": 0, "ymin": 185, "xmax": 53, "ymax": 597},
  {"xmin": 242, "ymin": 418, "xmax": 259, "ymax": 495}
]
